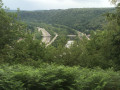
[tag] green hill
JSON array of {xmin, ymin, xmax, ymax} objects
[{"xmin": 19, "ymin": 8, "xmax": 114, "ymax": 33}]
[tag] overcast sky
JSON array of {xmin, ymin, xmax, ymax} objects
[{"xmin": 3, "ymin": 0, "xmax": 114, "ymax": 10}]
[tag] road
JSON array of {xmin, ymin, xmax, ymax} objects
[
  {"xmin": 37, "ymin": 27, "xmax": 89, "ymax": 47},
  {"xmin": 46, "ymin": 33, "xmax": 58, "ymax": 46},
  {"xmin": 37, "ymin": 27, "xmax": 51, "ymax": 44},
  {"xmin": 37, "ymin": 27, "xmax": 58, "ymax": 46},
  {"xmin": 77, "ymin": 31, "xmax": 90, "ymax": 40}
]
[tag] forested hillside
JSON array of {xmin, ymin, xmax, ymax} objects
[{"xmin": 19, "ymin": 8, "xmax": 114, "ymax": 33}]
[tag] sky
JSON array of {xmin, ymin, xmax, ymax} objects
[{"xmin": 2, "ymin": 0, "xmax": 115, "ymax": 10}]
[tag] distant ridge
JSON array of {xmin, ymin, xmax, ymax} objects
[{"xmin": 18, "ymin": 8, "xmax": 115, "ymax": 33}]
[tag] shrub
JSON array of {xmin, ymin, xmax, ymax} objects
[{"xmin": 0, "ymin": 64, "xmax": 120, "ymax": 90}]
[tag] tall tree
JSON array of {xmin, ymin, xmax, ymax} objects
[
  {"xmin": 109, "ymin": 0, "xmax": 120, "ymax": 4},
  {"xmin": 0, "ymin": 0, "xmax": 25, "ymax": 51}
]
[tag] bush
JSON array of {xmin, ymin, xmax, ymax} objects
[{"xmin": 0, "ymin": 64, "xmax": 120, "ymax": 90}]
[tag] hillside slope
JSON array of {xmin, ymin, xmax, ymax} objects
[{"xmin": 19, "ymin": 8, "xmax": 114, "ymax": 33}]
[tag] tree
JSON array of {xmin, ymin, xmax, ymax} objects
[
  {"xmin": 0, "ymin": 0, "xmax": 27, "ymax": 63},
  {"xmin": 0, "ymin": 1, "xmax": 25, "ymax": 51},
  {"xmin": 109, "ymin": 0, "xmax": 119, "ymax": 4}
]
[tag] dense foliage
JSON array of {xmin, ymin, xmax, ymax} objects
[
  {"xmin": 1, "ymin": 0, "xmax": 120, "ymax": 89},
  {"xmin": 19, "ymin": 8, "xmax": 114, "ymax": 33},
  {"xmin": 0, "ymin": 64, "xmax": 120, "ymax": 90}
]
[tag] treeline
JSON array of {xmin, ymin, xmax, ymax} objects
[{"xmin": 19, "ymin": 8, "xmax": 114, "ymax": 33}]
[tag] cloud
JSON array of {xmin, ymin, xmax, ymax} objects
[{"xmin": 2, "ymin": 0, "xmax": 114, "ymax": 10}]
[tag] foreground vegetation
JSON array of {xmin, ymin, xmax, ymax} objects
[
  {"xmin": 1, "ymin": 64, "xmax": 120, "ymax": 90},
  {"xmin": 1, "ymin": 0, "xmax": 120, "ymax": 89}
]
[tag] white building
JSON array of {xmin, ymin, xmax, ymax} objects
[{"xmin": 65, "ymin": 40, "xmax": 74, "ymax": 48}]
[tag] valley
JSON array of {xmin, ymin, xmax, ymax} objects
[{"xmin": 1, "ymin": 0, "xmax": 120, "ymax": 89}]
